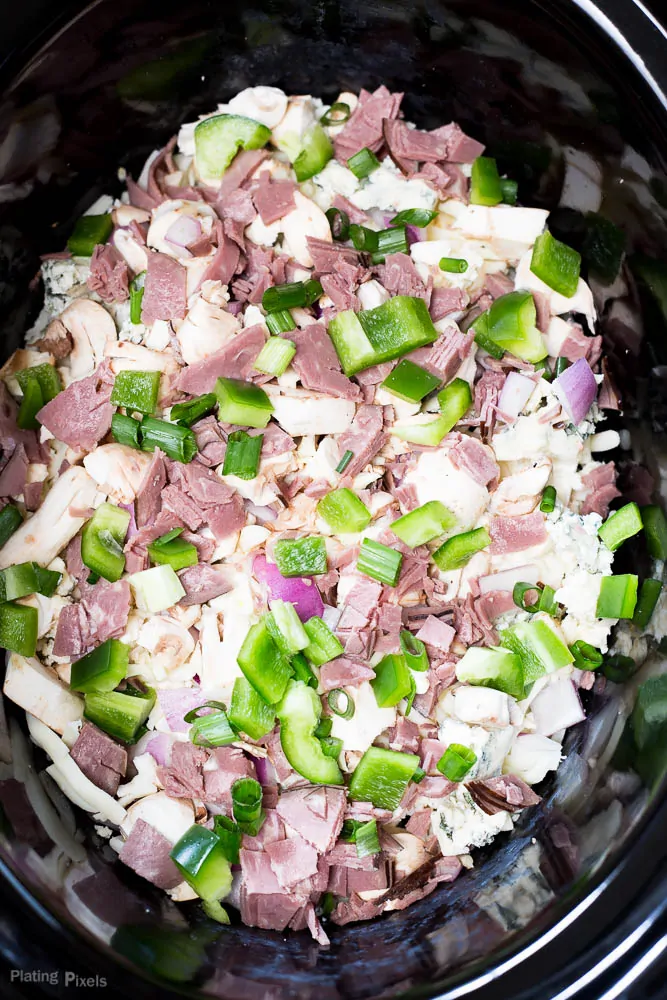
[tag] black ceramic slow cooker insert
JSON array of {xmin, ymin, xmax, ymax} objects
[{"xmin": 0, "ymin": 1, "xmax": 667, "ymax": 997}]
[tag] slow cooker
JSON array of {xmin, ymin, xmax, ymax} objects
[{"xmin": 1, "ymin": 0, "xmax": 667, "ymax": 997}]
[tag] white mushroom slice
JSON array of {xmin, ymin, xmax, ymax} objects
[
  {"xmin": 0, "ymin": 349, "xmax": 54, "ymax": 395},
  {"xmin": 281, "ymin": 192, "xmax": 332, "ymax": 267},
  {"xmin": 83, "ymin": 444, "xmax": 153, "ymax": 504},
  {"xmin": 120, "ymin": 791, "xmax": 194, "ymax": 842},
  {"xmin": 226, "ymin": 86, "xmax": 288, "ymax": 128},
  {"xmin": 389, "ymin": 831, "xmax": 431, "ymax": 880},
  {"xmin": 4, "ymin": 654, "xmax": 83, "ymax": 734},
  {"xmin": 105, "ymin": 339, "xmax": 180, "ymax": 374},
  {"xmin": 147, "ymin": 199, "xmax": 217, "ymax": 258},
  {"xmin": 112, "ymin": 204, "xmax": 151, "ymax": 228},
  {"xmin": 27, "ymin": 714, "xmax": 126, "ymax": 826},
  {"xmin": 61, "ymin": 300, "xmax": 118, "ymax": 382},
  {"xmin": 272, "ymin": 95, "xmax": 319, "ymax": 158},
  {"xmin": 489, "ymin": 459, "xmax": 552, "ymax": 516},
  {"xmin": 265, "ymin": 386, "xmax": 355, "ymax": 436},
  {"xmin": 451, "ymin": 205, "xmax": 549, "ymax": 245},
  {"xmin": 135, "ymin": 617, "xmax": 195, "ymax": 678},
  {"xmin": 176, "ymin": 295, "xmax": 240, "ymax": 365},
  {"xmin": 0, "ymin": 465, "xmax": 98, "ymax": 569},
  {"xmin": 112, "ymin": 228, "xmax": 148, "ymax": 275}
]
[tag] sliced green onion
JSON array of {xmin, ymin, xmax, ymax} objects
[
  {"xmin": 390, "ymin": 208, "xmax": 438, "ymax": 228},
  {"xmin": 187, "ymin": 703, "xmax": 237, "ymax": 748},
  {"xmin": 67, "ymin": 213, "xmax": 113, "ymax": 257},
  {"xmin": 370, "ymin": 227, "xmax": 409, "ymax": 265},
  {"xmin": 129, "ymin": 564, "xmax": 185, "ymax": 614},
  {"xmin": 222, "ymin": 430, "xmax": 263, "ymax": 480},
  {"xmin": 326, "ymin": 207, "xmax": 350, "ymax": 242},
  {"xmin": 320, "ymin": 102, "xmax": 351, "ymax": 126},
  {"xmin": 391, "ymin": 501, "xmax": 457, "ymax": 548},
  {"xmin": 129, "ymin": 271, "xmax": 146, "ymax": 324},
  {"xmin": 371, "ymin": 653, "xmax": 412, "ymax": 708},
  {"xmin": 314, "ymin": 717, "xmax": 333, "ymax": 739},
  {"xmin": 598, "ymin": 502, "xmax": 643, "ymax": 552},
  {"xmin": 329, "ymin": 295, "xmax": 438, "ymax": 377},
  {"xmin": 253, "ymin": 337, "xmax": 295, "ymax": 377},
  {"xmin": 111, "ymin": 370, "xmax": 160, "ymax": 415},
  {"xmin": 237, "ymin": 620, "xmax": 293, "ymax": 704},
  {"xmin": 317, "ymin": 488, "xmax": 371, "ymax": 533},
  {"xmin": 437, "ymin": 744, "xmax": 477, "ymax": 782},
  {"xmin": 535, "ymin": 359, "xmax": 553, "ymax": 381},
  {"xmin": 439, "ymin": 257, "xmax": 469, "ymax": 274},
  {"xmin": 540, "ymin": 485, "xmax": 557, "ymax": 513},
  {"xmin": 381, "ymin": 359, "xmax": 441, "ymax": 403},
  {"xmin": 349, "ymin": 224, "xmax": 379, "ymax": 253},
  {"xmin": 632, "ymin": 578, "xmax": 662, "ymax": 629},
  {"xmin": 293, "ymin": 125, "xmax": 333, "ymax": 183},
  {"xmin": 170, "ymin": 824, "xmax": 232, "ymax": 901},
  {"xmin": 290, "ymin": 651, "xmax": 319, "ymax": 688},
  {"xmin": 273, "ymin": 536, "xmax": 327, "ymax": 577},
  {"xmin": 0, "ymin": 602, "xmax": 38, "ymax": 656},
  {"xmin": 228, "ymin": 676, "xmax": 275, "ymax": 740},
  {"xmin": 348, "ymin": 746, "xmax": 420, "ymax": 810},
  {"xmin": 411, "ymin": 765, "xmax": 425, "ymax": 784},
  {"xmin": 500, "ymin": 178, "xmax": 518, "ymax": 205},
  {"xmin": 501, "ymin": 619, "xmax": 573, "ymax": 688},
  {"xmin": 276, "ymin": 680, "xmax": 343, "ymax": 785},
  {"xmin": 170, "ymin": 393, "xmax": 217, "ymax": 427},
  {"xmin": 327, "ymin": 688, "xmax": 354, "ymax": 719},
  {"xmin": 347, "ymin": 147, "xmax": 381, "ymax": 180},
  {"xmin": 432, "ymin": 526, "xmax": 491, "ymax": 572},
  {"xmin": 70, "ymin": 639, "xmax": 129, "ymax": 693},
  {"xmin": 0, "ymin": 505, "xmax": 23, "ymax": 549},
  {"xmin": 111, "ymin": 412, "xmax": 141, "ymax": 449},
  {"xmin": 570, "ymin": 640, "xmax": 603, "ymax": 671},
  {"xmin": 265, "ymin": 311, "xmax": 296, "ymax": 336},
  {"xmin": 456, "ymin": 645, "xmax": 524, "ymax": 699},
  {"xmin": 81, "ymin": 503, "xmax": 130, "ymax": 583},
  {"xmin": 596, "ymin": 574, "xmax": 639, "ymax": 619},
  {"xmin": 303, "ymin": 279, "xmax": 324, "ymax": 306},
  {"xmin": 354, "ymin": 818, "xmax": 380, "ymax": 858},
  {"xmin": 602, "ymin": 654, "xmax": 637, "ymax": 684},
  {"xmin": 262, "ymin": 280, "xmax": 318, "ymax": 313},
  {"xmin": 214, "ymin": 377, "xmax": 273, "ymax": 429},
  {"xmin": 530, "ymin": 229, "xmax": 581, "ymax": 298},
  {"xmin": 17, "ymin": 379, "xmax": 43, "ymax": 430},
  {"xmin": 140, "ymin": 416, "xmax": 198, "ymax": 462},
  {"xmin": 470, "ymin": 157, "xmax": 503, "ymax": 207},
  {"xmin": 513, "ymin": 581, "xmax": 542, "ymax": 612},
  {"xmin": 357, "ymin": 538, "xmax": 403, "ymax": 587},
  {"xmin": 84, "ymin": 685, "xmax": 155, "ymax": 743},
  {"xmin": 320, "ymin": 736, "xmax": 344, "ymax": 759},
  {"xmin": 473, "ymin": 291, "xmax": 547, "ymax": 364},
  {"xmin": 405, "ymin": 673, "xmax": 417, "ymax": 715},
  {"xmin": 336, "ymin": 450, "xmax": 354, "ymax": 474},
  {"xmin": 642, "ymin": 505, "xmax": 667, "ymax": 561},
  {"xmin": 231, "ymin": 776, "xmax": 263, "ymax": 828},
  {"xmin": 269, "ymin": 600, "xmax": 309, "ymax": 653},
  {"xmin": 538, "ymin": 583, "xmax": 559, "ymax": 617},
  {"xmin": 212, "ymin": 815, "xmax": 242, "ymax": 865},
  {"xmin": 302, "ymin": 616, "xmax": 344, "ymax": 666},
  {"xmin": 400, "ymin": 630, "xmax": 429, "ymax": 672}
]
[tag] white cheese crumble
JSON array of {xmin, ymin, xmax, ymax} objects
[{"xmin": 432, "ymin": 785, "xmax": 514, "ymax": 857}]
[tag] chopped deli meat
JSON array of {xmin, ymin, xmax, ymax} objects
[{"xmin": 4, "ymin": 84, "xmax": 637, "ymax": 943}]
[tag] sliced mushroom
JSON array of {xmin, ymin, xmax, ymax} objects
[
  {"xmin": 175, "ymin": 294, "xmax": 240, "ymax": 365},
  {"xmin": 104, "ymin": 339, "xmax": 180, "ymax": 375},
  {"xmin": 0, "ymin": 465, "xmax": 99, "ymax": 569},
  {"xmin": 281, "ymin": 191, "xmax": 332, "ymax": 267},
  {"xmin": 4, "ymin": 653, "xmax": 83, "ymax": 734},
  {"xmin": 61, "ymin": 299, "xmax": 118, "ymax": 381},
  {"xmin": 83, "ymin": 443, "xmax": 153, "ymax": 504}
]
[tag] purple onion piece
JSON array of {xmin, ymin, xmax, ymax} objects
[{"xmin": 253, "ymin": 554, "xmax": 324, "ymax": 621}]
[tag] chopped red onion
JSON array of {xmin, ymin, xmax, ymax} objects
[
  {"xmin": 143, "ymin": 733, "xmax": 174, "ymax": 766},
  {"xmin": 553, "ymin": 358, "xmax": 598, "ymax": 425},
  {"xmin": 478, "ymin": 564, "xmax": 540, "ymax": 595},
  {"xmin": 497, "ymin": 372, "xmax": 535, "ymax": 422},
  {"xmin": 253, "ymin": 554, "xmax": 324, "ymax": 621},
  {"xmin": 119, "ymin": 501, "xmax": 138, "ymax": 541},
  {"xmin": 245, "ymin": 502, "xmax": 278, "ymax": 523},
  {"xmin": 531, "ymin": 677, "xmax": 585, "ymax": 736},
  {"xmin": 157, "ymin": 687, "xmax": 207, "ymax": 732},
  {"xmin": 321, "ymin": 604, "xmax": 343, "ymax": 631},
  {"xmin": 164, "ymin": 215, "xmax": 201, "ymax": 253}
]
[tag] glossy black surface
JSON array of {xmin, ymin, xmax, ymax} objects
[{"xmin": 1, "ymin": 1, "xmax": 667, "ymax": 997}]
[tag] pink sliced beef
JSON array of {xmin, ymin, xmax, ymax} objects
[
  {"xmin": 288, "ymin": 323, "xmax": 361, "ymax": 401},
  {"xmin": 265, "ymin": 833, "xmax": 320, "ymax": 889},
  {"xmin": 306, "ymin": 237, "xmax": 363, "ymax": 275},
  {"xmin": 334, "ymin": 86, "xmax": 403, "ymax": 162},
  {"xmin": 319, "ymin": 656, "xmax": 375, "ymax": 692},
  {"xmin": 199, "ymin": 221, "xmax": 241, "ymax": 288},
  {"xmin": 376, "ymin": 253, "xmax": 428, "ymax": 300},
  {"xmin": 336, "ymin": 405, "xmax": 387, "ymax": 478},
  {"xmin": 192, "ymin": 416, "xmax": 227, "ymax": 467},
  {"xmin": 87, "ymin": 244, "xmax": 129, "ymax": 303},
  {"xmin": 408, "ymin": 326, "xmax": 474, "ymax": 381},
  {"xmin": 218, "ymin": 148, "xmax": 269, "ymax": 198},
  {"xmin": 415, "ymin": 615, "xmax": 455, "ymax": 653},
  {"xmin": 276, "ymin": 785, "xmax": 346, "ymax": 853},
  {"xmin": 203, "ymin": 747, "xmax": 256, "ymax": 807},
  {"xmin": 135, "ymin": 449, "xmax": 166, "ymax": 528},
  {"xmin": 176, "ymin": 325, "xmax": 266, "ymax": 394},
  {"xmin": 178, "ymin": 564, "xmax": 231, "ymax": 605},
  {"xmin": 252, "ymin": 171, "xmax": 297, "ymax": 224},
  {"xmin": 140, "ymin": 251, "xmax": 187, "ymax": 325},
  {"xmin": 581, "ymin": 462, "xmax": 621, "ymax": 517},
  {"xmin": 119, "ymin": 818, "xmax": 182, "ymax": 890},
  {"xmin": 37, "ymin": 361, "xmax": 114, "ymax": 452},
  {"xmin": 448, "ymin": 434, "xmax": 499, "ymax": 487},
  {"xmin": 489, "ymin": 512, "xmax": 548, "ymax": 554},
  {"xmin": 69, "ymin": 722, "xmax": 127, "ymax": 795}
]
